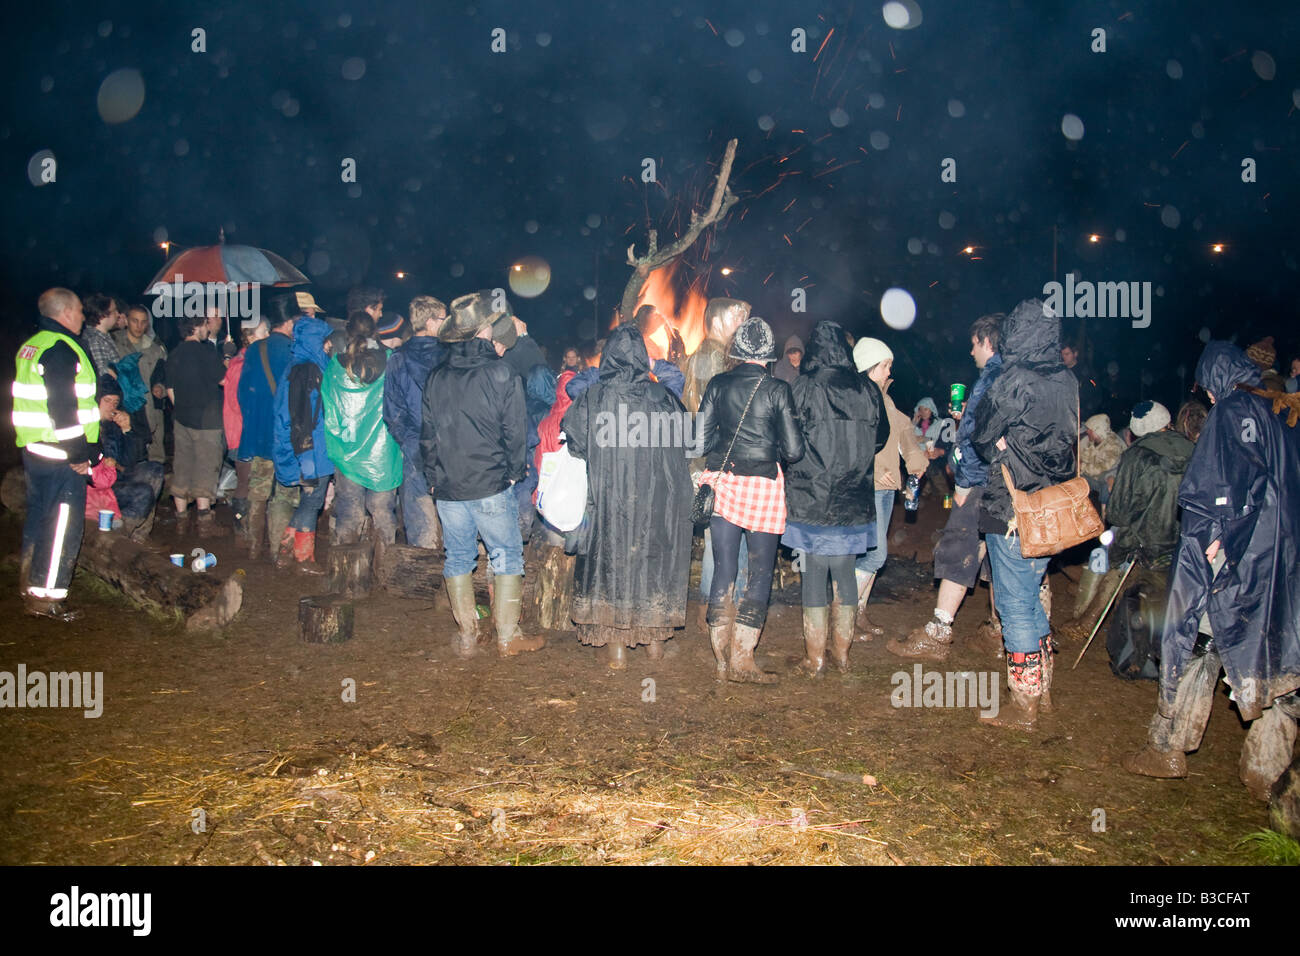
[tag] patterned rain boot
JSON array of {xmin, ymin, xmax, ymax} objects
[{"xmin": 980, "ymin": 651, "xmax": 1042, "ymax": 731}]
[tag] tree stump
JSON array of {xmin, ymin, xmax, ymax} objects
[
  {"xmin": 1269, "ymin": 754, "xmax": 1300, "ymax": 840},
  {"xmin": 327, "ymin": 543, "xmax": 373, "ymax": 599},
  {"xmin": 75, "ymin": 527, "xmax": 242, "ymax": 631},
  {"xmin": 374, "ymin": 541, "xmax": 444, "ymax": 603},
  {"xmin": 299, "ymin": 595, "xmax": 354, "ymax": 644},
  {"xmin": 531, "ymin": 543, "xmax": 576, "ymax": 632}
]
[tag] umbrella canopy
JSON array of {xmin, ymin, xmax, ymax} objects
[{"xmin": 145, "ymin": 243, "xmax": 309, "ymax": 293}]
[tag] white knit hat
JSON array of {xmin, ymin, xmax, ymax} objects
[
  {"xmin": 1129, "ymin": 400, "xmax": 1171, "ymax": 437},
  {"xmin": 852, "ymin": 337, "xmax": 893, "ymax": 373}
]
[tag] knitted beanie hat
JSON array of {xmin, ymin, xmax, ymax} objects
[
  {"xmin": 852, "ymin": 337, "xmax": 893, "ymax": 373},
  {"xmin": 1246, "ymin": 336, "xmax": 1277, "ymax": 371},
  {"xmin": 729, "ymin": 316, "xmax": 777, "ymax": 362},
  {"xmin": 1129, "ymin": 400, "xmax": 1171, "ymax": 437}
]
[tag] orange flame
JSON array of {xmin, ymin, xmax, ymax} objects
[{"xmin": 630, "ymin": 260, "xmax": 710, "ymax": 361}]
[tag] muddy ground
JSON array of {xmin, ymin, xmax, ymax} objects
[{"xmin": 0, "ymin": 490, "xmax": 1278, "ymax": 866}]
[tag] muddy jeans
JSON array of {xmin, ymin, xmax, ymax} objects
[
  {"xmin": 332, "ymin": 473, "xmax": 398, "ymax": 545},
  {"xmin": 985, "ymin": 531, "xmax": 1051, "ymax": 655},
  {"xmin": 398, "ymin": 458, "xmax": 441, "ymax": 549}
]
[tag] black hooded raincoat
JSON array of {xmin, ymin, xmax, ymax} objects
[
  {"xmin": 1160, "ymin": 342, "xmax": 1300, "ymax": 720},
  {"xmin": 562, "ymin": 325, "xmax": 693, "ymax": 631}
]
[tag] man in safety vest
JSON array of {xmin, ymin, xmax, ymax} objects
[{"xmin": 13, "ymin": 288, "xmax": 101, "ymax": 621}]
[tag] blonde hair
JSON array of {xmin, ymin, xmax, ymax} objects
[{"xmin": 408, "ymin": 296, "xmax": 447, "ymax": 333}]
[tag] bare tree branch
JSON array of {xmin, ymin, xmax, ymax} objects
[{"xmin": 619, "ymin": 139, "xmax": 739, "ymax": 325}]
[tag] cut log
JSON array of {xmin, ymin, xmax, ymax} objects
[
  {"xmin": 299, "ymin": 595, "xmax": 354, "ymax": 644},
  {"xmin": 531, "ymin": 543, "xmax": 576, "ymax": 632},
  {"xmin": 374, "ymin": 541, "xmax": 444, "ymax": 603},
  {"xmin": 75, "ymin": 528, "xmax": 242, "ymax": 632},
  {"xmin": 327, "ymin": 543, "xmax": 373, "ymax": 599}
]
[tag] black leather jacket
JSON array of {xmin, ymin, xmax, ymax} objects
[{"xmin": 695, "ymin": 363, "xmax": 804, "ymax": 478}]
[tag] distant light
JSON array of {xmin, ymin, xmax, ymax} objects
[
  {"xmin": 395, "ymin": 271, "xmax": 406, "ymax": 279},
  {"xmin": 513, "ymin": 264, "xmax": 523, "ymax": 271},
  {"xmin": 962, "ymin": 246, "xmax": 974, "ymax": 255},
  {"xmin": 1088, "ymin": 234, "xmax": 1100, "ymax": 243},
  {"xmin": 720, "ymin": 267, "xmax": 733, "ymax": 276},
  {"xmin": 1211, "ymin": 243, "xmax": 1224, "ymax": 253}
]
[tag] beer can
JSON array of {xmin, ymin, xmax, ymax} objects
[{"xmin": 943, "ymin": 495, "xmax": 953, "ymax": 509}]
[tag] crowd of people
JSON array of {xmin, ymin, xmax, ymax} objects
[{"xmin": 12, "ymin": 283, "xmax": 1299, "ymax": 801}]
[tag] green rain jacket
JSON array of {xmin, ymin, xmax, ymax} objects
[{"xmin": 322, "ymin": 355, "xmax": 403, "ymax": 491}]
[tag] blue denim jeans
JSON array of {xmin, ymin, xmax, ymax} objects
[
  {"xmin": 287, "ymin": 478, "xmax": 330, "ymax": 532},
  {"xmin": 332, "ymin": 472, "xmax": 398, "ymax": 545},
  {"xmin": 985, "ymin": 532, "xmax": 1051, "ymax": 654},
  {"xmin": 855, "ymin": 490, "xmax": 896, "ymax": 576},
  {"xmin": 437, "ymin": 486, "xmax": 524, "ymax": 577},
  {"xmin": 399, "ymin": 459, "xmax": 441, "ymax": 549},
  {"xmin": 700, "ymin": 525, "xmax": 748, "ymax": 601}
]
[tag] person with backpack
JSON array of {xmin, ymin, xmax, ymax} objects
[
  {"xmin": 237, "ymin": 294, "xmax": 307, "ymax": 558},
  {"xmin": 323, "ymin": 313, "xmax": 404, "ymax": 546},
  {"xmin": 271, "ymin": 306, "xmax": 335, "ymax": 571}
]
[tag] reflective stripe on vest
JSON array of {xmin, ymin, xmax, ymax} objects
[{"xmin": 12, "ymin": 330, "xmax": 100, "ymax": 447}]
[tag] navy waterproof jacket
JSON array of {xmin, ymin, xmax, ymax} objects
[
  {"xmin": 1160, "ymin": 342, "xmax": 1300, "ymax": 720},
  {"xmin": 951, "ymin": 352, "xmax": 1003, "ymax": 490},
  {"xmin": 272, "ymin": 317, "xmax": 335, "ymax": 485},
  {"xmin": 236, "ymin": 331, "xmax": 293, "ymax": 460},
  {"xmin": 382, "ymin": 335, "xmax": 446, "ymax": 466}
]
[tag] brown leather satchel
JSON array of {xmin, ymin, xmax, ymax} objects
[{"xmin": 999, "ymin": 399, "xmax": 1103, "ymax": 558}]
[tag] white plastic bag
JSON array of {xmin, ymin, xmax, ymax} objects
[{"xmin": 536, "ymin": 432, "xmax": 588, "ymax": 533}]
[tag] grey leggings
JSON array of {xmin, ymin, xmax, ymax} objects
[{"xmin": 802, "ymin": 553, "xmax": 857, "ymax": 608}]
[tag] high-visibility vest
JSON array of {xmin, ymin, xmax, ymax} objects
[{"xmin": 12, "ymin": 330, "xmax": 100, "ymax": 455}]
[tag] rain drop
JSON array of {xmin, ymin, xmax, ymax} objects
[
  {"xmin": 724, "ymin": 28, "xmax": 744, "ymax": 47},
  {"xmin": 1166, "ymin": 60, "xmax": 1182, "ymax": 80},
  {"xmin": 97, "ymin": 68, "xmax": 146, "ymax": 124},
  {"xmin": 338, "ymin": 13, "xmax": 352, "ymax": 28},
  {"xmin": 747, "ymin": 68, "xmax": 762, "ymax": 84},
  {"xmin": 1198, "ymin": 327, "xmax": 1211, "ymax": 344},
  {"xmin": 947, "ymin": 99, "xmax": 965, "ymax": 118},
  {"xmin": 869, "ymin": 130, "xmax": 890, "ymax": 150},
  {"xmin": 938, "ymin": 211, "xmax": 955, "ymax": 230},
  {"xmin": 829, "ymin": 107, "xmax": 850, "ymax": 128},
  {"xmin": 757, "ymin": 115, "xmax": 775, "ymax": 131},
  {"xmin": 97, "ymin": 20, "xmax": 113, "ymax": 37},
  {"xmin": 173, "ymin": 139, "xmax": 189, "ymax": 157},
  {"xmin": 582, "ymin": 286, "xmax": 597, "ymax": 301},
  {"xmin": 1061, "ymin": 114, "xmax": 1085, "ymax": 141},
  {"xmin": 341, "ymin": 57, "xmax": 366, "ymax": 80},
  {"xmin": 524, "ymin": 220, "xmax": 538, "ymax": 234},
  {"xmin": 1250, "ymin": 51, "xmax": 1275, "ymax": 81},
  {"xmin": 40, "ymin": 76, "xmax": 53, "ymax": 93},
  {"xmin": 536, "ymin": 32, "xmax": 552, "ymax": 47},
  {"xmin": 907, "ymin": 238, "xmax": 923, "ymax": 255},
  {"xmin": 450, "ymin": 263, "xmax": 465, "ymax": 278},
  {"xmin": 880, "ymin": 288, "xmax": 917, "ymax": 329},
  {"xmin": 868, "ymin": 92, "xmax": 885, "ymax": 110},
  {"xmin": 1160, "ymin": 205, "xmax": 1181, "ymax": 229},
  {"xmin": 1114, "ymin": 228, "xmax": 1126, "ymax": 242},
  {"xmin": 882, "ymin": 1, "xmax": 910, "ymax": 29},
  {"xmin": 27, "ymin": 149, "xmax": 55, "ymax": 187},
  {"xmin": 586, "ymin": 213, "xmax": 602, "ymax": 229},
  {"xmin": 282, "ymin": 98, "xmax": 300, "ymax": 118}
]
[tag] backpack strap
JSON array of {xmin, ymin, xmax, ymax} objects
[{"xmin": 259, "ymin": 339, "xmax": 277, "ymax": 394}]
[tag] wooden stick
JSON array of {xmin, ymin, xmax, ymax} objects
[{"xmin": 1072, "ymin": 559, "xmax": 1135, "ymax": 669}]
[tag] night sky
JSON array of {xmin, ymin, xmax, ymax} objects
[{"xmin": 4, "ymin": 0, "xmax": 1298, "ymax": 411}]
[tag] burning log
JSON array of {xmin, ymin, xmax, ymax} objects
[{"xmin": 620, "ymin": 138, "xmax": 739, "ymax": 327}]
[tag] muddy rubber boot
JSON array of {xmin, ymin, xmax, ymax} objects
[
  {"xmin": 1039, "ymin": 634, "xmax": 1055, "ymax": 712},
  {"xmin": 267, "ymin": 497, "xmax": 294, "ymax": 564},
  {"xmin": 888, "ymin": 617, "xmax": 953, "ymax": 661},
  {"xmin": 274, "ymin": 527, "xmax": 297, "ymax": 570},
  {"xmin": 708, "ymin": 622, "xmax": 731, "ymax": 681},
  {"xmin": 975, "ymin": 616, "xmax": 1004, "ymax": 659},
  {"xmin": 797, "ymin": 606, "xmax": 829, "ymax": 678},
  {"xmin": 607, "ymin": 642, "xmax": 627, "ymax": 670},
  {"xmin": 443, "ymin": 574, "xmax": 481, "ymax": 658},
  {"xmin": 728, "ymin": 623, "xmax": 778, "ymax": 684},
  {"xmin": 231, "ymin": 497, "xmax": 250, "ymax": 540},
  {"xmin": 196, "ymin": 507, "xmax": 228, "ymax": 538},
  {"xmin": 1240, "ymin": 705, "xmax": 1298, "ymax": 801},
  {"xmin": 830, "ymin": 602, "xmax": 856, "ymax": 673},
  {"xmin": 293, "ymin": 530, "xmax": 325, "ymax": 575},
  {"xmin": 494, "ymin": 574, "xmax": 544, "ymax": 657},
  {"xmin": 247, "ymin": 499, "xmax": 269, "ymax": 560},
  {"xmin": 980, "ymin": 654, "xmax": 1041, "ymax": 731},
  {"xmin": 1122, "ymin": 745, "xmax": 1188, "ymax": 778}
]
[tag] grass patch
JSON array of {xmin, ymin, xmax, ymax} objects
[{"xmin": 1237, "ymin": 829, "xmax": 1300, "ymax": 865}]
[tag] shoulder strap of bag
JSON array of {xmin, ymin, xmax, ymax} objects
[
  {"xmin": 259, "ymin": 338, "xmax": 277, "ymax": 395},
  {"xmin": 719, "ymin": 377, "xmax": 764, "ymax": 473}
]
